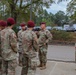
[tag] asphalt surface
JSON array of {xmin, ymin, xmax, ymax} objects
[
  {"xmin": 47, "ymin": 45, "xmax": 75, "ymax": 62},
  {"xmin": 16, "ymin": 45, "xmax": 76, "ymax": 75}
]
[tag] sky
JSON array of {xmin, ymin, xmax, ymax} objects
[{"xmin": 44, "ymin": 0, "xmax": 71, "ymax": 14}]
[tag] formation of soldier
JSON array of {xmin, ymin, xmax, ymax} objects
[{"xmin": 0, "ymin": 18, "xmax": 52, "ymax": 75}]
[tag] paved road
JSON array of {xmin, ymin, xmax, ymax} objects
[
  {"xmin": 47, "ymin": 45, "xmax": 75, "ymax": 62},
  {"xmin": 16, "ymin": 61, "xmax": 76, "ymax": 75},
  {"xmin": 16, "ymin": 45, "xmax": 76, "ymax": 75}
]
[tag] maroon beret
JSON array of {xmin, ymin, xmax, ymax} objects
[
  {"xmin": 0, "ymin": 20, "xmax": 1, "ymax": 26},
  {"xmin": 40, "ymin": 22, "xmax": 46, "ymax": 25},
  {"xmin": 0, "ymin": 20, "xmax": 2, "ymax": 25},
  {"xmin": 20, "ymin": 23, "xmax": 26, "ymax": 27},
  {"xmin": 7, "ymin": 18, "xmax": 15, "ymax": 25},
  {"xmin": 27, "ymin": 21, "xmax": 35, "ymax": 27},
  {"xmin": 0, "ymin": 20, "xmax": 7, "ymax": 27}
]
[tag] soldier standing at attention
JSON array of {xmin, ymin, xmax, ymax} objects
[
  {"xmin": 17, "ymin": 23, "xmax": 26, "ymax": 66},
  {"xmin": 21, "ymin": 21, "xmax": 39, "ymax": 75},
  {"xmin": 38, "ymin": 22, "xmax": 52, "ymax": 70},
  {"xmin": 1, "ymin": 18, "xmax": 18, "ymax": 75},
  {"xmin": 0, "ymin": 20, "xmax": 7, "ymax": 75}
]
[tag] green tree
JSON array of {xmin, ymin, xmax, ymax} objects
[
  {"xmin": 35, "ymin": 10, "xmax": 55, "ymax": 26},
  {"xmin": 0, "ymin": 0, "xmax": 68, "ymax": 23},
  {"xmin": 67, "ymin": 0, "xmax": 76, "ymax": 14},
  {"xmin": 67, "ymin": 0, "xmax": 76, "ymax": 22},
  {"xmin": 35, "ymin": 10, "xmax": 69, "ymax": 26},
  {"xmin": 54, "ymin": 11, "xmax": 69, "ymax": 26}
]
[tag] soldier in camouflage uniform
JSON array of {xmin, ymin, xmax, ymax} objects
[
  {"xmin": 38, "ymin": 22, "xmax": 52, "ymax": 70},
  {"xmin": 21, "ymin": 21, "xmax": 39, "ymax": 75},
  {"xmin": 0, "ymin": 20, "xmax": 7, "ymax": 75},
  {"xmin": 1, "ymin": 18, "xmax": 17, "ymax": 75},
  {"xmin": 17, "ymin": 23, "xmax": 26, "ymax": 66},
  {"xmin": 0, "ymin": 20, "xmax": 2, "ymax": 75}
]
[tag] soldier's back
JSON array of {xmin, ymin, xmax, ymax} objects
[
  {"xmin": 22, "ymin": 29, "xmax": 37, "ymax": 58},
  {"xmin": 1, "ymin": 27, "xmax": 17, "ymax": 61}
]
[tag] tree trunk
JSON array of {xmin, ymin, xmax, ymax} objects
[{"xmin": 9, "ymin": 0, "xmax": 18, "ymax": 22}]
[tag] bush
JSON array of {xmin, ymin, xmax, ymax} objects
[{"xmin": 51, "ymin": 29, "xmax": 76, "ymax": 42}]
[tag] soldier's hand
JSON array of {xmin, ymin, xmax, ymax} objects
[{"xmin": 44, "ymin": 43, "xmax": 47, "ymax": 46}]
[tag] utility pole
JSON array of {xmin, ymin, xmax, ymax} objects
[{"xmin": 30, "ymin": 0, "xmax": 32, "ymax": 20}]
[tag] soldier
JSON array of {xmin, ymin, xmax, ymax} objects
[
  {"xmin": 21, "ymin": 21, "xmax": 39, "ymax": 75},
  {"xmin": 0, "ymin": 20, "xmax": 2, "ymax": 75},
  {"xmin": 0, "ymin": 20, "xmax": 7, "ymax": 30},
  {"xmin": 1, "ymin": 18, "xmax": 18, "ymax": 75},
  {"xmin": 17, "ymin": 23, "xmax": 26, "ymax": 66},
  {"xmin": 0, "ymin": 20, "xmax": 7, "ymax": 75},
  {"xmin": 38, "ymin": 22, "xmax": 52, "ymax": 70}
]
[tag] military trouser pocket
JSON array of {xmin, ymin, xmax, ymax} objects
[
  {"xmin": 30, "ymin": 58, "xmax": 37, "ymax": 70},
  {"xmin": 9, "ymin": 59, "xmax": 17, "ymax": 69}
]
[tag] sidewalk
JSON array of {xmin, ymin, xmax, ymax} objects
[{"xmin": 16, "ymin": 61, "xmax": 76, "ymax": 75}]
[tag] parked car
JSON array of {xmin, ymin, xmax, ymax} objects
[
  {"xmin": 46, "ymin": 26, "xmax": 52, "ymax": 31},
  {"xmin": 66, "ymin": 26, "xmax": 76, "ymax": 32},
  {"xmin": 52, "ymin": 26, "xmax": 63, "ymax": 30},
  {"xmin": 33, "ymin": 26, "xmax": 52, "ymax": 31},
  {"xmin": 33, "ymin": 26, "xmax": 40, "ymax": 31}
]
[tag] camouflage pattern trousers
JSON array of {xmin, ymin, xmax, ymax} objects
[
  {"xmin": 21, "ymin": 54, "xmax": 37, "ymax": 75},
  {"xmin": 39, "ymin": 46, "xmax": 47, "ymax": 64},
  {"xmin": 0, "ymin": 57, "xmax": 2, "ymax": 75},
  {"xmin": 2, "ymin": 59, "xmax": 17, "ymax": 75},
  {"xmin": 18, "ymin": 52, "xmax": 23, "ymax": 66}
]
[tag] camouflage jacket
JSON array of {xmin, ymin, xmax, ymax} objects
[
  {"xmin": 1, "ymin": 27, "xmax": 17, "ymax": 61},
  {"xmin": 38, "ymin": 29, "xmax": 52, "ymax": 47},
  {"xmin": 17, "ymin": 30, "xmax": 25, "ymax": 53},
  {"xmin": 0, "ymin": 29, "xmax": 1, "ymax": 57},
  {"xmin": 22, "ymin": 29, "xmax": 39, "ymax": 58}
]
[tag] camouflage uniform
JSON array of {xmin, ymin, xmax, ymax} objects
[
  {"xmin": 17, "ymin": 30, "xmax": 25, "ymax": 66},
  {"xmin": 0, "ymin": 29, "xmax": 2, "ymax": 75},
  {"xmin": 75, "ymin": 43, "xmax": 76, "ymax": 63},
  {"xmin": 38, "ymin": 29, "xmax": 52, "ymax": 66},
  {"xmin": 21, "ymin": 29, "xmax": 39, "ymax": 75},
  {"xmin": 1, "ymin": 27, "xmax": 17, "ymax": 75}
]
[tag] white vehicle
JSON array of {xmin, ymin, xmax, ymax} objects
[
  {"xmin": 46, "ymin": 26, "xmax": 52, "ymax": 30},
  {"xmin": 52, "ymin": 26, "xmax": 63, "ymax": 30},
  {"xmin": 73, "ymin": 24, "xmax": 76, "ymax": 30},
  {"xmin": 63, "ymin": 25, "xmax": 70, "ymax": 31}
]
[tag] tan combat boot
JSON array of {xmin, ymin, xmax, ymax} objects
[
  {"xmin": 44, "ymin": 63, "xmax": 46, "ymax": 68},
  {"xmin": 37, "ymin": 63, "xmax": 42, "ymax": 67},
  {"xmin": 40, "ymin": 63, "xmax": 46, "ymax": 70}
]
